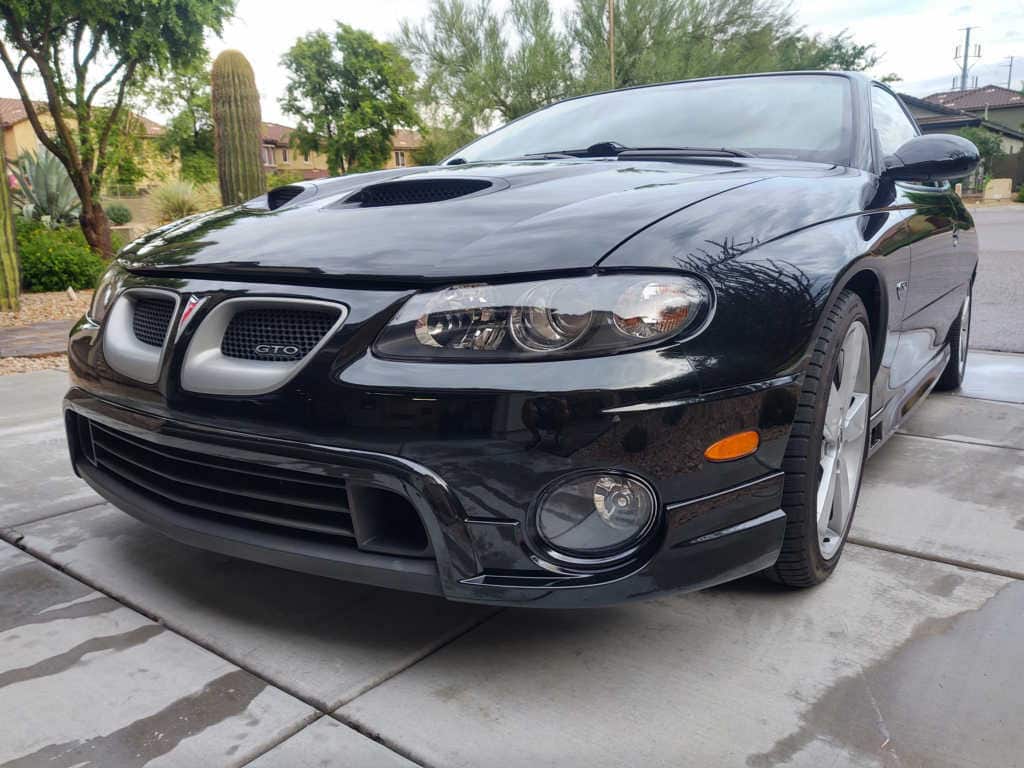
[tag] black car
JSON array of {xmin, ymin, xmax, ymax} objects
[{"xmin": 65, "ymin": 71, "xmax": 979, "ymax": 607}]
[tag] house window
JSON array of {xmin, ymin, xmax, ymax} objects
[
  {"xmin": 303, "ymin": 151, "xmax": 311, "ymax": 163},
  {"xmin": 261, "ymin": 145, "xmax": 274, "ymax": 165},
  {"xmin": 394, "ymin": 150, "xmax": 406, "ymax": 167},
  {"xmin": 281, "ymin": 148, "xmax": 289, "ymax": 162}
]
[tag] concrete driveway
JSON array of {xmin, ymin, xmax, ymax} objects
[{"xmin": 2, "ymin": 214, "xmax": 1023, "ymax": 765}]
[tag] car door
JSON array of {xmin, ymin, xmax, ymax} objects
[{"xmin": 872, "ymin": 86, "xmax": 966, "ymax": 385}]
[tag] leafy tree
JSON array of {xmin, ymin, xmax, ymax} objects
[
  {"xmin": 400, "ymin": 0, "xmax": 574, "ymax": 130},
  {"xmin": 0, "ymin": 1, "xmax": 234, "ymax": 256},
  {"xmin": 401, "ymin": 0, "xmax": 884, "ymax": 129},
  {"xmin": 957, "ymin": 126, "xmax": 1004, "ymax": 175},
  {"xmin": 414, "ymin": 122, "xmax": 479, "ymax": 165},
  {"xmin": 281, "ymin": 24, "xmax": 420, "ymax": 175},
  {"xmin": 143, "ymin": 55, "xmax": 217, "ymax": 183}
]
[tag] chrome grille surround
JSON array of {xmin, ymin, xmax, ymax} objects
[
  {"xmin": 180, "ymin": 296, "xmax": 348, "ymax": 396},
  {"xmin": 102, "ymin": 288, "xmax": 181, "ymax": 384}
]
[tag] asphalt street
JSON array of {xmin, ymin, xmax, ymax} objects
[
  {"xmin": 971, "ymin": 205, "xmax": 1024, "ymax": 353},
  {"xmin": 0, "ymin": 205, "xmax": 1021, "ymax": 767}
]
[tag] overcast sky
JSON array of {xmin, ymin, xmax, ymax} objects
[{"xmin": 3, "ymin": 0, "xmax": 1022, "ymax": 126}]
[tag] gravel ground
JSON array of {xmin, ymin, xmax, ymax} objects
[
  {"xmin": 0, "ymin": 289, "xmax": 92, "ymax": 329},
  {"xmin": 0, "ymin": 353, "xmax": 68, "ymax": 376}
]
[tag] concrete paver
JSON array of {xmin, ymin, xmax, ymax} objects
[
  {"xmin": 0, "ymin": 319, "xmax": 74, "ymax": 358},
  {"xmin": 852, "ymin": 432, "xmax": 1024, "ymax": 577},
  {"xmin": 11, "ymin": 504, "xmax": 495, "ymax": 711},
  {"xmin": 899, "ymin": 392, "xmax": 1024, "ymax": 450},
  {"xmin": 338, "ymin": 545, "xmax": 1020, "ymax": 768},
  {"xmin": 245, "ymin": 716, "xmax": 418, "ymax": 768},
  {"xmin": 0, "ymin": 541, "xmax": 315, "ymax": 767},
  {"xmin": 957, "ymin": 350, "xmax": 1024, "ymax": 404}
]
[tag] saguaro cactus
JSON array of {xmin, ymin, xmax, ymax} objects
[
  {"xmin": 0, "ymin": 140, "xmax": 20, "ymax": 312},
  {"xmin": 211, "ymin": 50, "xmax": 266, "ymax": 206}
]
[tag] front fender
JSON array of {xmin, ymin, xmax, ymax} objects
[{"xmin": 603, "ymin": 179, "xmax": 907, "ymax": 392}]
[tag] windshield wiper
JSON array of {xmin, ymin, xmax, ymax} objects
[{"xmin": 530, "ymin": 142, "xmax": 753, "ymax": 159}]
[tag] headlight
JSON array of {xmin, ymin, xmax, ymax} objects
[
  {"xmin": 374, "ymin": 274, "xmax": 710, "ymax": 361},
  {"xmin": 88, "ymin": 264, "xmax": 125, "ymax": 324}
]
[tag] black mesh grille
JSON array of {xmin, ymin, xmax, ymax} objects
[
  {"xmin": 132, "ymin": 296, "xmax": 175, "ymax": 347},
  {"xmin": 221, "ymin": 307, "xmax": 339, "ymax": 361},
  {"xmin": 351, "ymin": 179, "xmax": 491, "ymax": 207}
]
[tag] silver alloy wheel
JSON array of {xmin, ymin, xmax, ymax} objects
[
  {"xmin": 958, "ymin": 293, "xmax": 971, "ymax": 377},
  {"xmin": 817, "ymin": 320, "xmax": 871, "ymax": 559}
]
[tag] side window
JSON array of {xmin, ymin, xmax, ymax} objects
[{"xmin": 871, "ymin": 87, "xmax": 917, "ymax": 156}]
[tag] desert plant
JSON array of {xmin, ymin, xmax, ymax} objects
[
  {"xmin": 153, "ymin": 180, "xmax": 203, "ymax": 222},
  {"xmin": 9, "ymin": 146, "xmax": 81, "ymax": 227},
  {"xmin": 15, "ymin": 218, "xmax": 105, "ymax": 292},
  {"xmin": 0, "ymin": 140, "xmax": 19, "ymax": 310},
  {"xmin": 211, "ymin": 50, "xmax": 265, "ymax": 205},
  {"xmin": 105, "ymin": 203, "xmax": 133, "ymax": 225}
]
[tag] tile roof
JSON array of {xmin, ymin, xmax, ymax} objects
[
  {"xmin": 925, "ymin": 85, "xmax": 1024, "ymax": 112},
  {"xmin": 0, "ymin": 97, "xmax": 45, "ymax": 127},
  {"xmin": 1, "ymin": 97, "xmax": 164, "ymax": 136},
  {"xmin": 261, "ymin": 122, "xmax": 293, "ymax": 146}
]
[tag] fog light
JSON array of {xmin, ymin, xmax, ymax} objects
[{"xmin": 536, "ymin": 472, "xmax": 657, "ymax": 559}]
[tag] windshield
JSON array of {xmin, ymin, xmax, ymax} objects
[{"xmin": 449, "ymin": 74, "xmax": 853, "ymax": 166}]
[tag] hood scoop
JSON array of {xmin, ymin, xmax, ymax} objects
[{"xmin": 345, "ymin": 178, "xmax": 493, "ymax": 207}]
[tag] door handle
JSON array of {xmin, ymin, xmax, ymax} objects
[{"xmin": 896, "ymin": 280, "xmax": 909, "ymax": 300}]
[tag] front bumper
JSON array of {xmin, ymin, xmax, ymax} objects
[
  {"xmin": 65, "ymin": 385, "xmax": 790, "ymax": 608},
  {"xmin": 66, "ymin": 276, "xmax": 800, "ymax": 607}
]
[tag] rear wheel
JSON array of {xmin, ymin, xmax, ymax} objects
[
  {"xmin": 771, "ymin": 290, "xmax": 871, "ymax": 587},
  {"xmin": 935, "ymin": 287, "xmax": 972, "ymax": 391}
]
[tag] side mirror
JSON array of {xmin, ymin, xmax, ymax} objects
[{"xmin": 883, "ymin": 134, "xmax": 980, "ymax": 182}]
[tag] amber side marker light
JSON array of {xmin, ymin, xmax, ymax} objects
[{"xmin": 704, "ymin": 430, "xmax": 760, "ymax": 462}]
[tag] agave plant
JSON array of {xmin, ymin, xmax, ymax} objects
[{"xmin": 10, "ymin": 146, "xmax": 81, "ymax": 228}]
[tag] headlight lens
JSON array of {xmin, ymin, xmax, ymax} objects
[
  {"xmin": 536, "ymin": 473, "xmax": 657, "ymax": 559},
  {"xmin": 88, "ymin": 265, "xmax": 125, "ymax": 324},
  {"xmin": 375, "ymin": 274, "xmax": 710, "ymax": 361}
]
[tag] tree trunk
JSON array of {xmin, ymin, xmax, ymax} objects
[
  {"xmin": 0, "ymin": 142, "xmax": 20, "ymax": 312},
  {"xmin": 80, "ymin": 200, "xmax": 113, "ymax": 258}
]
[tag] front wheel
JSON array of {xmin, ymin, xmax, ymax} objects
[
  {"xmin": 770, "ymin": 290, "xmax": 872, "ymax": 587},
  {"xmin": 935, "ymin": 287, "xmax": 972, "ymax": 391}
]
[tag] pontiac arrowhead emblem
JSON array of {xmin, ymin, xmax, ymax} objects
[{"xmin": 177, "ymin": 295, "xmax": 207, "ymax": 338}]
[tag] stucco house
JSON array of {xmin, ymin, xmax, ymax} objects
[
  {"xmin": 900, "ymin": 92, "xmax": 1024, "ymax": 155},
  {"xmin": 260, "ymin": 122, "xmax": 423, "ymax": 179},
  {"xmin": 0, "ymin": 96, "xmax": 178, "ymax": 190},
  {"xmin": 923, "ymin": 85, "xmax": 1024, "ymax": 137}
]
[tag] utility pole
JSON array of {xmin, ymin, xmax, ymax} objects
[
  {"xmin": 608, "ymin": 0, "xmax": 615, "ymax": 89},
  {"xmin": 1003, "ymin": 56, "xmax": 1015, "ymax": 89},
  {"xmin": 956, "ymin": 27, "xmax": 980, "ymax": 91}
]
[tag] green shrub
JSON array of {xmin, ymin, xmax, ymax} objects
[
  {"xmin": 1017, "ymin": 186, "xmax": 1024, "ymax": 203},
  {"xmin": 181, "ymin": 152, "xmax": 219, "ymax": 184},
  {"xmin": 267, "ymin": 170, "xmax": 304, "ymax": 190},
  {"xmin": 15, "ymin": 218, "xmax": 106, "ymax": 292},
  {"xmin": 153, "ymin": 180, "xmax": 202, "ymax": 222},
  {"xmin": 105, "ymin": 203, "xmax": 133, "ymax": 225}
]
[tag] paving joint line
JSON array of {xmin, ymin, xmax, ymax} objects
[
  {"xmin": 848, "ymin": 539, "xmax": 1024, "ymax": 581},
  {"xmin": 327, "ymin": 711, "xmax": 429, "ymax": 768},
  {"xmin": 4, "ymin": 500, "xmax": 109, "ymax": 529},
  {"xmin": 237, "ymin": 713, "xmax": 327, "ymax": 768},
  {"xmin": 895, "ymin": 430, "xmax": 1024, "ymax": 452}
]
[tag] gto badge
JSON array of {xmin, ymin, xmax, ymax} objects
[{"xmin": 255, "ymin": 344, "xmax": 301, "ymax": 357}]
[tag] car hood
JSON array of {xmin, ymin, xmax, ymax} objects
[{"xmin": 122, "ymin": 159, "xmax": 838, "ymax": 283}]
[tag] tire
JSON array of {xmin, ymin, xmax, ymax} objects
[
  {"xmin": 935, "ymin": 286, "xmax": 972, "ymax": 391},
  {"xmin": 770, "ymin": 290, "xmax": 872, "ymax": 587}
]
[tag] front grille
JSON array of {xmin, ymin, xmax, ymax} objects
[
  {"xmin": 85, "ymin": 420, "xmax": 357, "ymax": 540},
  {"xmin": 221, "ymin": 307, "xmax": 339, "ymax": 361},
  {"xmin": 132, "ymin": 297, "xmax": 175, "ymax": 347},
  {"xmin": 350, "ymin": 179, "xmax": 491, "ymax": 207}
]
